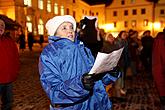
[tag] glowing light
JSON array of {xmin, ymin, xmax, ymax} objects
[
  {"xmin": 154, "ymin": 22, "xmax": 161, "ymax": 29},
  {"xmin": 100, "ymin": 23, "xmax": 114, "ymax": 32}
]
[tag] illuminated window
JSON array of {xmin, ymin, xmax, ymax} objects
[
  {"xmin": 38, "ymin": 19, "xmax": 44, "ymax": 35},
  {"xmin": 24, "ymin": 0, "xmax": 32, "ymax": 7},
  {"xmin": 60, "ymin": 6, "xmax": 64, "ymax": 15},
  {"xmin": 131, "ymin": 0, "xmax": 135, "ymax": 3},
  {"xmin": 143, "ymin": 19, "xmax": 148, "ymax": 26},
  {"xmin": 26, "ymin": 16, "xmax": 32, "ymax": 32},
  {"xmin": 47, "ymin": 0, "xmax": 51, "ymax": 12},
  {"xmin": 38, "ymin": 0, "xmax": 43, "ymax": 9},
  {"xmin": 54, "ymin": 3, "xmax": 58, "ymax": 14},
  {"xmin": 131, "ymin": 20, "xmax": 136, "ymax": 27}
]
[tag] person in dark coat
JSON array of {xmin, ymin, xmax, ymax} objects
[
  {"xmin": 27, "ymin": 32, "xmax": 34, "ymax": 51},
  {"xmin": 18, "ymin": 29, "xmax": 26, "ymax": 52},
  {"xmin": 141, "ymin": 30, "xmax": 154, "ymax": 73},
  {"xmin": 39, "ymin": 35, "xmax": 44, "ymax": 48},
  {"xmin": 0, "ymin": 19, "xmax": 19, "ymax": 110}
]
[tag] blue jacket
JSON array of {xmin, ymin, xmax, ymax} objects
[{"xmin": 39, "ymin": 36, "xmax": 119, "ymax": 110}]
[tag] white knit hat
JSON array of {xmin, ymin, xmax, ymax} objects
[{"xmin": 45, "ymin": 15, "xmax": 76, "ymax": 36}]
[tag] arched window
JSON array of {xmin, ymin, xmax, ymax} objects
[
  {"xmin": 38, "ymin": 0, "xmax": 43, "ymax": 9},
  {"xmin": 54, "ymin": 3, "xmax": 58, "ymax": 14},
  {"xmin": 60, "ymin": 6, "xmax": 64, "ymax": 15},
  {"xmin": 24, "ymin": 0, "xmax": 32, "ymax": 7},
  {"xmin": 38, "ymin": 19, "xmax": 44, "ymax": 35},
  {"xmin": 26, "ymin": 16, "xmax": 32, "ymax": 32},
  {"xmin": 47, "ymin": 0, "xmax": 51, "ymax": 12}
]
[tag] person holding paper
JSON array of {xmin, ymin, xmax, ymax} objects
[{"xmin": 38, "ymin": 15, "xmax": 121, "ymax": 110}]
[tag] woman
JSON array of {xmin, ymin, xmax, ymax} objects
[{"xmin": 38, "ymin": 15, "xmax": 120, "ymax": 110}]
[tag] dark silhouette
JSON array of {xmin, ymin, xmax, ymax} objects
[
  {"xmin": 27, "ymin": 32, "xmax": 34, "ymax": 51},
  {"xmin": 141, "ymin": 30, "xmax": 154, "ymax": 73},
  {"xmin": 39, "ymin": 35, "xmax": 44, "ymax": 48},
  {"xmin": 79, "ymin": 17, "xmax": 102, "ymax": 57},
  {"xmin": 18, "ymin": 29, "xmax": 26, "ymax": 52}
]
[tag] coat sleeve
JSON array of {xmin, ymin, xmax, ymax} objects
[{"xmin": 38, "ymin": 50, "xmax": 90, "ymax": 105}]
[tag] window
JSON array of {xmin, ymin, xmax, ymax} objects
[
  {"xmin": 160, "ymin": 9, "xmax": 164, "ymax": 15},
  {"xmin": 82, "ymin": 9, "xmax": 84, "ymax": 14},
  {"xmin": 124, "ymin": 10, "xmax": 128, "ymax": 16},
  {"xmin": 66, "ymin": 8, "xmax": 69, "ymax": 15},
  {"xmin": 89, "ymin": 10, "xmax": 92, "ymax": 15},
  {"xmin": 132, "ymin": 9, "xmax": 137, "ymax": 15},
  {"xmin": 38, "ymin": 0, "xmax": 43, "ymax": 9},
  {"xmin": 60, "ymin": 6, "xmax": 64, "ymax": 15},
  {"xmin": 113, "ymin": 11, "xmax": 117, "ymax": 16},
  {"xmin": 143, "ymin": 19, "xmax": 148, "ymax": 26},
  {"xmin": 38, "ymin": 19, "xmax": 44, "ymax": 35},
  {"xmin": 131, "ymin": 0, "xmax": 135, "ymax": 3},
  {"xmin": 26, "ymin": 16, "xmax": 32, "ymax": 32},
  {"xmin": 121, "ymin": 0, "xmax": 125, "ymax": 5},
  {"xmin": 73, "ymin": 11, "xmax": 76, "ymax": 18},
  {"xmin": 96, "ymin": 12, "xmax": 99, "ymax": 16},
  {"xmin": 131, "ymin": 20, "xmax": 136, "ymax": 27},
  {"xmin": 47, "ymin": 0, "xmax": 51, "ymax": 12},
  {"xmin": 124, "ymin": 21, "xmax": 128, "ymax": 27},
  {"xmin": 141, "ymin": 8, "xmax": 146, "ymax": 14},
  {"xmin": 114, "ymin": 22, "xmax": 117, "ymax": 28},
  {"xmin": 85, "ymin": 11, "xmax": 87, "ymax": 15},
  {"xmin": 54, "ymin": 3, "xmax": 58, "ymax": 15},
  {"xmin": 24, "ymin": 0, "xmax": 32, "ymax": 6},
  {"xmin": 73, "ymin": 0, "xmax": 75, "ymax": 3}
]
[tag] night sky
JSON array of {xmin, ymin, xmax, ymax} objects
[{"xmin": 82, "ymin": 0, "xmax": 113, "ymax": 5}]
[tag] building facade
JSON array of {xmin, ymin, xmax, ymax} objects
[
  {"xmin": 0, "ymin": 0, "xmax": 164, "ymax": 41},
  {"xmin": 105, "ymin": 0, "xmax": 165, "ymax": 37}
]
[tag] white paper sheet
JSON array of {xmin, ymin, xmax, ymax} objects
[{"xmin": 89, "ymin": 47, "xmax": 124, "ymax": 74}]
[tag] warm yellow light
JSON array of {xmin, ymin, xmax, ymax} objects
[
  {"xmin": 154, "ymin": 22, "xmax": 161, "ymax": 29},
  {"xmin": 99, "ymin": 23, "xmax": 114, "ymax": 32}
]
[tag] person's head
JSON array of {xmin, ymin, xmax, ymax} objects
[
  {"xmin": 46, "ymin": 15, "xmax": 76, "ymax": 42},
  {"xmin": 143, "ymin": 30, "xmax": 151, "ymax": 36},
  {"xmin": 0, "ymin": 19, "xmax": 5, "ymax": 36},
  {"xmin": 105, "ymin": 33, "xmax": 114, "ymax": 44},
  {"xmin": 118, "ymin": 31, "xmax": 128, "ymax": 40}
]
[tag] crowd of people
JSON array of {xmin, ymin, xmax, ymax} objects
[{"xmin": 0, "ymin": 15, "xmax": 165, "ymax": 110}]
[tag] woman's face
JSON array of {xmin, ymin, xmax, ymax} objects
[
  {"xmin": 55, "ymin": 22, "xmax": 75, "ymax": 42},
  {"xmin": 121, "ymin": 32, "xmax": 128, "ymax": 40},
  {"xmin": 107, "ymin": 34, "xmax": 114, "ymax": 44}
]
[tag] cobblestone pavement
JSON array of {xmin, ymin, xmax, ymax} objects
[{"xmin": 11, "ymin": 43, "xmax": 161, "ymax": 110}]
